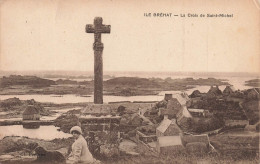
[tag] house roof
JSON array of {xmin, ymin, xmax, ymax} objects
[
  {"xmin": 167, "ymin": 98, "xmax": 182, "ymax": 111},
  {"xmin": 181, "ymin": 106, "xmax": 192, "ymax": 118},
  {"xmin": 159, "ymin": 108, "xmax": 176, "ymax": 116},
  {"xmin": 157, "ymin": 136, "xmax": 182, "ymax": 147},
  {"xmin": 224, "ymin": 85, "xmax": 236, "ymax": 92},
  {"xmin": 172, "ymin": 93, "xmax": 190, "ymax": 106},
  {"xmin": 23, "ymin": 105, "xmax": 39, "ymax": 115},
  {"xmin": 207, "ymin": 86, "xmax": 222, "ymax": 95},
  {"xmin": 229, "ymin": 86, "xmax": 236, "ymax": 91},
  {"xmin": 156, "ymin": 119, "xmax": 172, "ymax": 133},
  {"xmin": 131, "ymin": 113, "xmax": 142, "ymax": 122},
  {"xmin": 246, "ymin": 88, "xmax": 260, "ymax": 95},
  {"xmin": 253, "ymin": 88, "xmax": 259, "ymax": 94}
]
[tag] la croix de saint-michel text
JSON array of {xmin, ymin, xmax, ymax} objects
[{"xmin": 144, "ymin": 13, "xmax": 234, "ymax": 18}]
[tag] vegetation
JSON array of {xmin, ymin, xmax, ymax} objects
[
  {"xmin": 190, "ymin": 117, "xmax": 224, "ymax": 133},
  {"xmin": 242, "ymin": 100, "xmax": 260, "ymax": 124},
  {"xmin": 210, "ymin": 129, "xmax": 259, "ymax": 161},
  {"xmin": 53, "ymin": 114, "xmax": 80, "ymax": 133},
  {"xmin": 189, "ymin": 99, "xmax": 247, "ymax": 120}
]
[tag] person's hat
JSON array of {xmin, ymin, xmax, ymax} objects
[{"xmin": 70, "ymin": 126, "xmax": 82, "ymax": 134}]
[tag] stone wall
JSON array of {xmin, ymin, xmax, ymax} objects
[
  {"xmin": 79, "ymin": 116, "xmax": 121, "ymax": 160},
  {"xmin": 224, "ymin": 120, "xmax": 249, "ymax": 127},
  {"xmin": 157, "ymin": 145, "xmax": 185, "ymax": 156},
  {"xmin": 136, "ymin": 131, "xmax": 157, "ymax": 143},
  {"xmin": 180, "ymin": 134, "xmax": 209, "ymax": 147}
]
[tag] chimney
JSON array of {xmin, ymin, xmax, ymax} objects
[
  {"xmin": 164, "ymin": 94, "xmax": 173, "ymax": 101},
  {"xmin": 164, "ymin": 115, "xmax": 168, "ymax": 120}
]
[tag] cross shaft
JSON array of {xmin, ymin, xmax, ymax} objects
[{"xmin": 86, "ymin": 17, "xmax": 111, "ymax": 104}]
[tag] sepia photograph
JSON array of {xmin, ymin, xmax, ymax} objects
[{"xmin": 0, "ymin": 0, "xmax": 259, "ymax": 163}]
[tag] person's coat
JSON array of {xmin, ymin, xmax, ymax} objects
[{"xmin": 67, "ymin": 135, "xmax": 94, "ymax": 163}]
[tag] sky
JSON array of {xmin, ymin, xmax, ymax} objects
[{"xmin": 0, "ymin": 0, "xmax": 259, "ymax": 73}]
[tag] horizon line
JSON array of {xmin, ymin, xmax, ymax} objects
[
  {"xmin": 0, "ymin": 70, "xmax": 259, "ymax": 77},
  {"xmin": 0, "ymin": 70, "xmax": 259, "ymax": 73}
]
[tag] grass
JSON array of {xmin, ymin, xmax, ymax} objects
[{"xmin": 101, "ymin": 153, "xmax": 259, "ymax": 164}]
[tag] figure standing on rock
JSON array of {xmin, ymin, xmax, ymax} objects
[{"xmin": 67, "ymin": 126, "xmax": 99, "ymax": 164}]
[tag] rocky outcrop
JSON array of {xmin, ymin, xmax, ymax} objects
[
  {"xmin": 245, "ymin": 79, "xmax": 260, "ymax": 87},
  {"xmin": 189, "ymin": 90, "xmax": 202, "ymax": 98},
  {"xmin": 0, "ymin": 136, "xmax": 73, "ymax": 156},
  {"xmin": 0, "ymin": 98, "xmax": 50, "ymax": 117},
  {"xmin": 56, "ymin": 79, "xmax": 78, "ymax": 85},
  {"xmin": 0, "ymin": 75, "xmax": 55, "ymax": 88},
  {"xmin": 0, "ymin": 97, "xmax": 22, "ymax": 109}
]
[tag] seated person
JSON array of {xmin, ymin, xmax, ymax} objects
[{"xmin": 67, "ymin": 126, "xmax": 97, "ymax": 164}]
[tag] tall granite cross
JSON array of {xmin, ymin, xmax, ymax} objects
[{"xmin": 86, "ymin": 17, "xmax": 111, "ymax": 104}]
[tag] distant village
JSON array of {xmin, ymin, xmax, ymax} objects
[{"xmin": 115, "ymin": 85, "xmax": 259, "ymax": 157}]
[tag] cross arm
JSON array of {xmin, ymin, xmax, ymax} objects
[
  {"xmin": 86, "ymin": 24, "xmax": 95, "ymax": 33},
  {"xmin": 85, "ymin": 24, "xmax": 111, "ymax": 33},
  {"xmin": 100, "ymin": 25, "xmax": 111, "ymax": 33}
]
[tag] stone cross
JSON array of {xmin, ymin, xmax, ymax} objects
[{"xmin": 86, "ymin": 17, "xmax": 111, "ymax": 104}]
